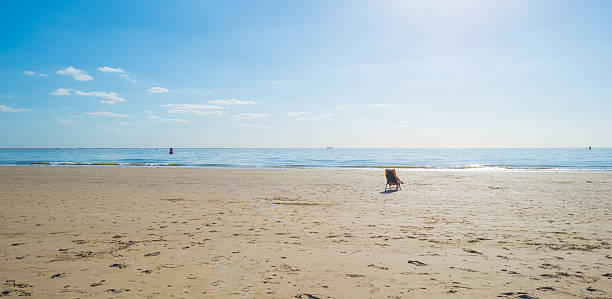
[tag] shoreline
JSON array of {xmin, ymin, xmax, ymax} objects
[
  {"xmin": 2, "ymin": 164, "xmax": 611, "ymax": 172},
  {"xmin": 2, "ymin": 148, "xmax": 609, "ymax": 171}
]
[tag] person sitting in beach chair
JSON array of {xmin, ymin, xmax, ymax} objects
[{"xmin": 384, "ymin": 169, "xmax": 403, "ymax": 191}]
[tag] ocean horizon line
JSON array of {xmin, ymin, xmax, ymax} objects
[{"xmin": 1, "ymin": 148, "xmax": 610, "ymax": 170}]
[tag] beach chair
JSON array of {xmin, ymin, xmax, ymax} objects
[{"xmin": 384, "ymin": 169, "xmax": 403, "ymax": 191}]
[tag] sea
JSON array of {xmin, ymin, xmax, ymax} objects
[{"xmin": 0, "ymin": 148, "xmax": 610, "ymax": 171}]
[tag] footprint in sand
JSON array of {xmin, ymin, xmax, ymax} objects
[
  {"xmin": 109, "ymin": 263, "xmax": 127, "ymax": 269},
  {"xmin": 539, "ymin": 263, "xmax": 560, "ymax": 269},
  {"xmin": 1, "ymin": 289, "xmax": 31, "ymax": 297},
  {"xmin": 76, "ymin": 251, "xmax": 94, "ymax": 258},
  {"xmin": 106, "ymin": 288, "xmax": 130, "ymax": 293},
  {"xmin": 90, "ymin": 280, "xmax": 105, "ymax": 287},
  {"xmin": 3, "ymin": 281, "xmax": 32, "ymax": 288},
  {"xmin": 407, "ymin": 260, "xmax": 426, "ymax": 266},
  {"xmin": 367, "ymin": 264, "xmax": 389, "ymax": 270},
  {"xmin": 463, "ymin": 248, "xmax": 482, "ymax": 255},
  {"xmin": 450, "ymin": 266, "xmax": 478, "ymax": 273},
  {"xmin": 540, "ymin": 272, "xmax": 570, "ymax": 279},
  {"xmin": 499, "ymin": 292, "xmax": 535, "ymax": 299},
  {"xmin": 278, "ymin": 264, "xmax": 300, "ymax": 272},
  {"xmin": 296, "ymin": 293, "xmax": 321, "ymax": 299}
]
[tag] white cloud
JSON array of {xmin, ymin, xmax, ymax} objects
[
  {"xmin": 236, "ymin": 123, "xmax": 271, "ymax": 129},
  {"xmin": 85, "ymin": 111, "xmax": 131, "ymax": 118},
  {"xmin": 168, "ymin": 109, "xmax": 225, "ymax": 116},
  {"xmin": 147, "ymin": 86, "xmax": 170, "ymax": 93},
  {"xmin": 0, "ymin": 105, "xmax": 29, "ymax": 112},
  {"xmin": 24, "ymin": 70, "xmax": 47, "ymax": 77},
  {"xmin": 76, "ymin": 91, "xmax": 125, "ymax": 104},
  {"xmin": 370, "ymin": 103, "xmax": 393, "ymax": 108},
  {"xmin": 336, "ymin": 105, "xmax": 349, "ymax": 110},
  {"xmin": 286, "ymin": 111, "xmax": 332, "ymax": 120},
  {"xmin": 98, "ymin": 66, "xmax": 124, "ymax": 73},
  {"xmin": 0, "ymin": 94, "xmax": 13, "ymax": 98},
  {"xmin": 120, "ymin": 74, "xmax": 134, "ymax": 82},
  {"xmin": 162, "ymin": 103, "xmax": 225, "ymax": 116},
  {"xmin": 208, "ymin": 99, "xmax": 255, "ymax": 106},
  {"xmin": 315, "ymin": 113, "xmax": 334, "ymax": 119},
  {"xmin": 119, "ymin": 121, "xmax": 130, "ymax": 125},
  {"xmin": 145, "ymin": 110, "xmax": 153, "ymax": 114},
  {"xmin": 174, "ymin": 88, "xmax": 212, "ymax": 95},
  {"xmin": 59, "ymin": 119, "xmax": 74, "ymax": 125},
  {"xmin": 98, "ymin": 66, "xmax": 135, "ymax": 82},
  {"xmin": 161, "ymin": 104, "xmax": 223, "ymax": 110},
  {"xmin": 157, "ymin": 118, "xmax": 188, "ymax": 123},
  {"xmin": 287, "ymin": 111, "xmax": 310, "ymax": 117},
  {"xmin": 235, "ymin": 112, "xmax": 269, "ymax": 119},
  {"xmin": 50, "ymin": 88, "xmax": 72, "ymax": 96},
  {"xmin": 147, "ymin": 114, "xmax": 186, "ymax": 122},
  {"xmin": 56, "ymin": 66, "xmax": 93, "ymax": 81}
]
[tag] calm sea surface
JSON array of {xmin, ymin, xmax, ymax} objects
[{"xmin": 0, "ymin": 148, "xmax": 610, "ymax": 170}]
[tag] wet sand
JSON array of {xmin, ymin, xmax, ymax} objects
[{"xmin": 1, "ymin": 166, "xmax": 611, "ymax": 298}]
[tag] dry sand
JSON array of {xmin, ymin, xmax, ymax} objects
[{"xmin": 1, "ymin": 166, "xmax": 611, "ymax": 298}]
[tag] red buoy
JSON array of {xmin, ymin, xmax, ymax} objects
[{"xmin": 169, "ymin": 147, "xmax": 174, "ymax": 155}]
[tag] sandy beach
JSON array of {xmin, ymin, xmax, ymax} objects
[{"xmin": 1, "ymin": 166, "xmax": 611, "ymax": 298}]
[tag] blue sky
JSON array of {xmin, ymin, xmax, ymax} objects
[{"xmin": 1, "ymin": 0, "xmax": 611, "ymax": 148}]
